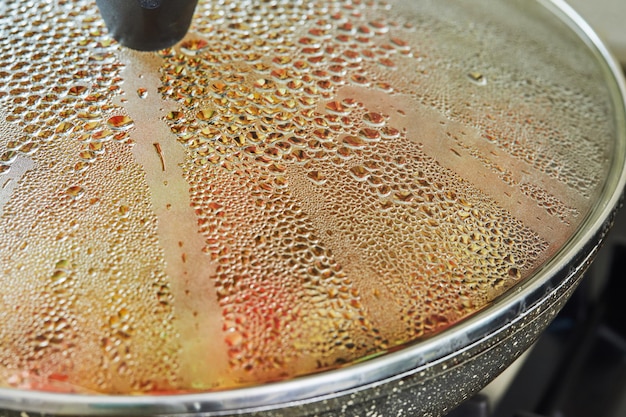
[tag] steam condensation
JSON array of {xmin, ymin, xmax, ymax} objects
[{"xmin": 0, "ymin": 0, "xmax": 613, "ymax": 393}]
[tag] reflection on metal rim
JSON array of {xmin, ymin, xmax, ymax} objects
[{"xmin": 0, "ymin": 0, "xmax": 625, "ymax": 415}]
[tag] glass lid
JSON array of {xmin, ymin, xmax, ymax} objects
[{"xmin": 0, "ymin": 0, "xmax": 623, "ymax": 397}]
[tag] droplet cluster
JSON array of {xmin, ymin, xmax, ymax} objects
[
  {"xmin": 385, "ymin": 1, "xmax": 613, "ymax": 201},
  {"xmin": 0, "ymin": 0, "xmax": 615, "ymax": 394},
  {"xmin": 0, "ymin": 1, "xmax": 179, "ymax": 393},
  {"xmin": 444, "ymin": 131, "xmax": 579, "ymax": 224},
  {"xmin": 152, "ymin": 0, "xmax": 575, "ymax": 385}
]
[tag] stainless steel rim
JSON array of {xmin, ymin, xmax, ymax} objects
[{"xmin": 1, "ymin": 0, "xmax": 625, "ymax": 415}]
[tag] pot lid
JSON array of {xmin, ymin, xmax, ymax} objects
[{"xmin": 0, "ymin": 0, "xmax": 624, "ymax": 401}]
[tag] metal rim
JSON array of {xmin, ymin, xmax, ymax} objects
[{"xmin": 1, "ymin": 0, "xmax": 625, "ymax": 415}]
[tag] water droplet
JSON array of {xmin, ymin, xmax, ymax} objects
[
  {"xmin": 325, "ymin": 101, "xmax": 349, "ymax": 114},
  {"xmin": 55, "ymin": 259, "xmax": 70, "ymax": 269},
  {"xmin": 89, "ymin": 142, "xmax": 105, "ymax": 153},
  {"xmin": 380, "ymin": 126, "xmax": 400, "ymax": 139},
  {"xmin": 50, "ymin": 270, "xmax": 68, "ymax": 285},
  {"xmin": 65, "ymin": 186, "xmax": 85, "ymax": 199},
  {"xmin": 363, "ymin": 112, "xmax": 385, "ymax": 126},
  {"xmin": 74, "ymin": 161, "xmax": 88, "ymax": 173},
  {"xmin": 19, "ymin": 142, "xmax": 39, "ymax": 155},
  {"xmin": 390, "ymin": 36, "xmax": 409, "ymax": 49},
  {"xmin": 180, "ymin": 38, "xmax": 209, "ymax": 55},
  {"xmin": 165, "ymin": 111, "xmax": 185, "ymax": 122},
  {"xmin": 378, "ymin": 58, "xmax": 396, "ymax": 68},
  {"xmin": 91, "ymin": 129, "xmax": 113, "ymax": 142},
  {"xmin": 0, "ymin": 151, "xmax": 18, "ymax": 164},
  {"xmin": 67, "ymin": 85, "xmax": 88, "ymax": 96},
  {"xmin": 359, "ymin": 128, "xmax": 381, "ymax": 142},
  {"xmin": 196, "ymin": 108, "xmax": 216, "ymax": 122},
  {"xmin": 118, "ymin": 205, "xmax": 130, "ymax": 218},
  {"xmin": 107, "ymin": 115, "xmax": 134, "ymax": 130},
  {"xmin": 307, "ymin": 170, "xmax": 327, "ymax": 185},
  {"xmin": 79, "ymin": 150, "xmax": 96, "ymax": 161},
  {"xmin": 55, "ymin": 121, "xmax": 74, "ymax": 134},
  {"xmin": 342, "ymin": 135, "xmax": 367, "ymax": 149},
  {"xmin": 467, "ymin": 71, "xmax": 487, "ymax": 86},
  {"xmin": 349, "ymin": 165, "xmax": 369, "ymax": 181}
]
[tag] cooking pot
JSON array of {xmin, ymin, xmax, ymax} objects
[{"xmin": 0, "ymin": 0, "xmax": 625, "ymax": 416}]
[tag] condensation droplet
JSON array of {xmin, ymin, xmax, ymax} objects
[
  {"xmin": 65, "ymin": 186, "xmax": 85, "ymax": 199},
  {"xmin": 107, "ymin": 115, "xmax": 134, "ymax": 129},
  {"xmin": 467, "ymin": 71, "xmax": 487, "ymax": 86}
]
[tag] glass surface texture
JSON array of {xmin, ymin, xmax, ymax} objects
[{"xmin": 0, "ymin": 0, "xmax": 618, "ymax": 396}]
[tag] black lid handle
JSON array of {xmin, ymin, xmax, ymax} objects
[{"xmin": 96, "ymin": 0, "xmax": 199, "ymax": 51}]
